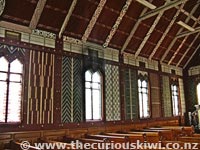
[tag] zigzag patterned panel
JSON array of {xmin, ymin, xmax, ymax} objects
[
  {"xmin": 73, "ymin": 58, "xmax": 83, "ymax": 122},
  {"xmin": 124, "ymin": 69, "xmax": 138, "ymax": 120},
  {"xmin": 162, "ymin": 76, "xmax": 172, "ymax": 117},
  {"xmin": 105, "ymin": 64, "xmax": 120, "ymax": 121},
  {"xmin": 186, "ymin": 78, "xmax": 197, "ymax": 111},
  {"xmin": 62, "ymin": 56, "xmax": 83, "ymax": 123},
  {"xmin": 62, "ymin": 57, "xmax": 72, "ymax": 123}
]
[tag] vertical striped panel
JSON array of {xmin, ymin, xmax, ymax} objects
[
  {"xmin": 105, "ymin": 64, "xmax": 120, "ymax": 121},
  {"xmin": 179, "ymin": 78, "xmax": 186, "ymax": 115},
  {"xmin": 62, "ymin": 57, "xmax": 72, "ymax": 123},
  {"xmin": 73, "ymin": 58, "xmax": 83, "ymax": 122},
  {"xmin": 124, "ymin": 69, "xmax": 138, "ymax": 120},
  {"xmin": 162, "ymin": 76, "xmax": 172, "ymax": 117},
  {"xmin": 150, "ymin": 73, "xmax": 161, "ymax": 118},
  {"xmin": 27, "ymin": 50, "xmax": 55, "ymax": 124}
]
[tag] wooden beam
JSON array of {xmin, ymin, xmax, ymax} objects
[
  {"xmin": 121, "ymin": 0, "xmax": 154, "ymax": 54},
  {"xmin": 167, "ymin": 2, "xmax": 200, "ymax": 65},
  {"xmin": 29, "ymin": 0, "xmax": 47, "ymax": 29},
  {"xmin": 139, "ymin": 0, "xmax": 186, "ymax": 21},
  {"xmin": 148, "ymin": 2, "xmax": 185, "ymax": 60},
  {"xmin": 183, "ymin": 43, "xmax": 200, "ymax": 68},
  {"xmin": 176, "ymin": 27, "xmax": 200, "ymax": 38},
  {"xmin": 82, "ymin": 0, "xmax": 107, "ymax": 43},
  {"xmin": 176, "ymin": 32, "xmax": 200, "ymax": 67},
  {"xmin": 134, "ymin": 1, "xmax": 168, "ymax": 57},
  {"xmin": 103, "ymin": 0, "xmax": 132, "ymax": 48},
  {"xmin": 0, "ymin": 21, "xmax": 32, "ymax": 33},
  {"xmin": 59, "ymin": 0, "xmax": 77, "ymax": 38},
  {"xmin": 161, "ymin": 0, "xmax": 199, "ymax": 63}
]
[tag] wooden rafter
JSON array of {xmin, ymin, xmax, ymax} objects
[
  {"xmin": 134, "ymin": 1, "xmax": 170, "ymax": 57},
  {"xmin": 121, "ymin": 0, "xmax": 153, "ymax": 54},
  {"xmin": 82, "ymin": 0, "xmax": 107, "ymax": 43},
  {"xmin": 176, "ymin": 32, "xmax": 200, "ymax": 67},
  {"xmin": 139, "ymin": 0, "xmax": 186, "ymax": 21},
  {"xmin": 29, "ymin": 0, "xmax": 47, "ymax": 29},
  {"xmin": 59, "ymin": 0, "xmax": 77, "ymax": 38},
  {"xmin": 176, "ymin": 27, "xmax": 200, "ymax": 38},
  {"xmin": 166, "ymin": 1, "xmax": 200, "ymax": 65},
  {"xmin": 160, "ymin": 1, "xmax": 198, "ymax": 62},
  {"xmin": 183, "ymin": 43, "xmax": 200, "ymax": 68},
  {"xmin": 148, "ymin": 2, "xmax": 186, "ymax": 60},
  {"xmin": 0, "ymin": 21, "xmax": 32, "ymax": 33},
  {"xmin": 161, "ymin": 0, "xmax": 200, "ymax": 63},
  {"xmin": 103, "ymin": 0, "xmax": 132, "ymax": 48}
]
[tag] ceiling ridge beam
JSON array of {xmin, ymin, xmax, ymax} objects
[
  {"xmin": 121, "ymin": 0, "xmax": 154, "ymax": 54},
  {"xmin": 148, "ymin": 2, "xmax": 185, "ymax": 60},
  {"xmin": 59, "ymin": 0, "xmax": 77, "ymax": 38},
  {"xmin": 139, "ymin": 0, "xmax": 186, "ymax": 21},
  {"xmin": 135, "ymin": 8, "xmax": 165, "ymax": 57},
  {"xmin": 0, "ymin": 21, "xmax": 32, "ymax": 33},
  {"xmin": 167, "ymin": 1, "xmax": 200, "ymax": 65},
  {"xmin": 176, "ymin": 32, "xmax": 200, "ymax": 67},
  {"xmin": 82, "ymin": 0, "xmax": 107, "ymax": 43},
  {"xmin": 103, "ymin": 0, "xmax": 133, "ymax": 48},
  {"xmin": 29, "ymin": 0, "xmax": 47, "ymax": 29},
  {"xmin": 183, "ymin": 43, "xmax": 200, "ymax": 69},
  {"xmin": 160, "ymin": 0, "xmax": 199, "ymax": 63}
]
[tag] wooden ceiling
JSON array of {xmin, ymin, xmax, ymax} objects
[{"xmin": 0, "ymin": 0, "xmax": 200, "ymax": 68}]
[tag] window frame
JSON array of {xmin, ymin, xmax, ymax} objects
[
  {"xmin": 197, "ymin": 82, "xmax": 200, "ymax": 105},
  {"xmin": 138, "ymin": 73, "xmax": 150, "ymax": 119},
  {"xmin": 84, "ymin": 69, "xmax": 103, "ymax": 121},
  {"xmin": 0, "ymin": 56, "xmax": 24, "ymax": 124}
]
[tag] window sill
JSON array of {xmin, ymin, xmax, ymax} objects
[{"xmin": 0, "ymin": 122, "xmax": 21, "ymax": 126}]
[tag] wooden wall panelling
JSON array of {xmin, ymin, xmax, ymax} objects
[
  {"xmin": 150, "ymin": 73, "xmax": 161, "ymax": 118},
  {"xmin": 27, "ymin": 50, "xmax": 55, "ymax": 125}
]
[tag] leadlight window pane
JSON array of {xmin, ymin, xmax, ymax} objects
[
  {"xmin": 0, "ymin": 57, "xmax": 9, "ymax": 72},
  {"xmin": 0, "ymin": 73, "xmax": 7, "ymax": 81},
  {"xmin": 85, "ymin": 71, "xmax": 92, "ymax": 81},
  {"xmin": 171, "ymin": 84, "xmax": 179, "ymax": 116},
  {"xmin": 93, "ymin": 90, "xmax": 101, "ymax": 120},
  {"xmin": 85, "ymin": 81, "xmax": 91, "ymax": 88},
  {"xmin": 10, "ymin": 74, "xmax": 21, "ymax": 82},
  {"xmin": 0, "ymin": 81, "xmax": 7, "ymax": 122},
  {"xmin": 10, "ymin": 59, "xmax": 23, "ymax": 73},
  {"xmin": 92, "ymin": 83, "xmax": 100, "ymax": 89},
  {"xmin": 85, "ymin": 89, "xmax": 92, "ymax": 120},
  {"xmin": 92, "ymin": 72, "xmax": 100, "ymax": 82},
  {"xmin": 7, "ymin": 82, "xmax": 22, "ymax": 122}
]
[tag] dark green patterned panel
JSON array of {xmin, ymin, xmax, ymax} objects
[
  {"xmin": 186, "ymin": 78, "xmax": 197, "ymax": 111},
  {"xmin": 62, "ymin": 57, "xmax": 72, "ymax": 123},
  {"xmin": 73, "ymin": 58, "xmax": 83, "ymax": 122},
  {"xmin": 162, "ymin": 76, "xmax": 172, "ymax": 117},
  {"xmin": 124, "ymin": 69, "xmax": 138, "ymax": 120},
  {"xmin": 62, "ymin": 57, "xmax": 83, "ymax": 123}
]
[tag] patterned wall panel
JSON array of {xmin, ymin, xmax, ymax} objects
[
  {"xmin": 124, "ymin": 69, "xmax": 138, "ymax": 120},
  {"xmin": 27, "ymin": 50, "xmax": 55, "ymax": 124},
  {"xmin": 105, "ymin": 64, "xmax": 121, "ymax": 121},
  {"xmin": 62, "ymin": 56, "xmax": 83, "ymax": 123},
  {"xmin": 185, "ymin": 78, "xmax": 197, "ymax": 111},
  {"xmin": 179, "ymin": 78, "xmax": 186, "ymax": 115},
  {"xmin": 162, "ymin": 76, "xmax": 172, "ymax": 117},
  {"xmin": 150, "ymin": 73, "xmax": 161, "ymax": 118}
]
